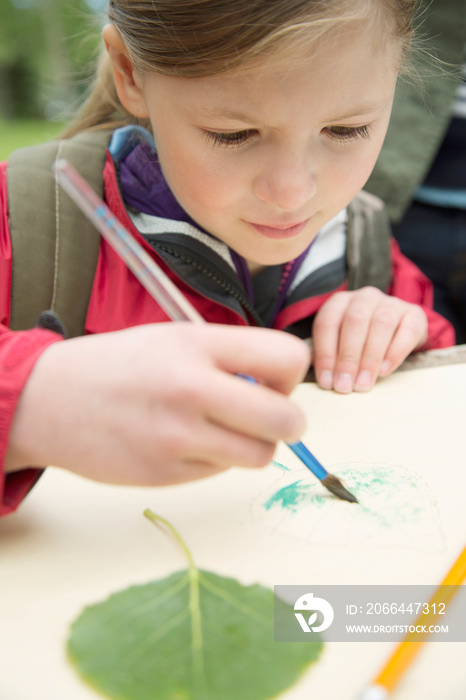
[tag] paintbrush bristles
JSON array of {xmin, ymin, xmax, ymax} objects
[{"xmin": 322, "ymin": 473, "xmax": 358, "ymax": 503}]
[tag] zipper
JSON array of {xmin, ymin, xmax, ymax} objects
[{"xmin": 154, "ymin": 243, "xmax": 265, "ymax": 326}]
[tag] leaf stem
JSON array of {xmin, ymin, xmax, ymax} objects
[
  {"xmin": 143, "ymin": 509, "xmax": 205, "ymax": 687},
  {"xmin": 143, "ymin": 509, "xmax": 197, "ymax": 573}
]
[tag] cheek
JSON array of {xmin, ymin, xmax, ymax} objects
[
  {"xmin": 149, "ymin": 111, "xmax": 244, "ymax": 216},
  {"xmin": 178, "ymin": 153, "xmax": 244, "ymax": 213},
  {"xmin": 330, "ymin": 145, "xmax": 382, "ymax": 196},
  {"xmin": 185, "ymin": 167, "xmax": 235, "ymax": 212},
  {"xmin": 161, "ymin": 148, "xmax": 242, "ymax": 220}
]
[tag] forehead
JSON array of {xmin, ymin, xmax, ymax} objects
[{"xmin": 143, "ymin": 23, "xmax": 399, "ymax": 123}]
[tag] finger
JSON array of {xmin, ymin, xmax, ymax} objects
[
  {"xmin": 353, "ymin": 303, "xmax": 404, "ymax": 391},
  {"xmin": 152, "ymin": 413, "xmax": 279, "ymax": 485},
  {"xmin": 208, "ymin": 325, "xmax": 311, "ymax": 395},
  {"xmin": 189, "ymin": 422, "xmax": 277, "ymax": 471},
  {"xmin": 378, "ymin": 306, "xmax": 428, "ymax": 376},
  {"xmin": 100, "ymin": 411, "xmax": 278, "ymax": 487},
  {"xmin": 151, "ymin": 438, "xmax": 278, "ymax": 487},
  {"xmin": 203, "ymin": 370, "xmax": 307, "ymax": 444},
  {"xmin": 332, "ymin": 291, "xmax": 381, "ymax": 393},
  {"xmin": 312, "ymin": 292, "xmax": 351, "ymax": 390}
]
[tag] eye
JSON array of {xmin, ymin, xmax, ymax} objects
[
  {"xmin": 203, "ymin": 129, "xmax": 256, "ymax": 148},
  {"xmin": 325, "ymin": 125, "xmax": 370, "ymax": 141}
]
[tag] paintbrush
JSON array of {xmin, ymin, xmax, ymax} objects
[
  {"xmin": 54, "ymin": 158, "xmax": 357, "ymax": 504},
  {"xmin": 358, "ymin": 543, "xmax": 466, "ymax": 699}
]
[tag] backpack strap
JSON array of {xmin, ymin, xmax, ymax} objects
[
  {"xmin": 346, "ymin": 189, "xmax": 392, "ymax": 293},
  {"xmin": 7, "ymin": 129, "xmax": 113, "ymax": 338}
]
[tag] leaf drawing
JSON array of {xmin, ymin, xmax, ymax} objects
[{"xmin": 68, "ymin": 510, "xmax": 322, "ymax": 700}]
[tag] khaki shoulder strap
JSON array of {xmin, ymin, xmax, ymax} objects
[
  {"xmin": 7, "ymin": 129, "xmax": 113, "ymax": 337},
  {"xmin": 346, "ymin": 189, "xmax": 391, "ymax": 293}
]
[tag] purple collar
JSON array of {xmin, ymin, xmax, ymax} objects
[{"xmin": 119, "ymin": 141, "xmax": 204, "ymax": 230}]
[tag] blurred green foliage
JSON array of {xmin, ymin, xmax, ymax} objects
[
  {"xmin": 0, "ymin": 0, "xmax": 105, "ymax": 119},
  {"xmin": 0, "ymin": 119, "xmax": 66, "ymax": 161}
]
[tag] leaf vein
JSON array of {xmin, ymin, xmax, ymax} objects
[{"xmin": 200, "ymin": 576, "xmax": 270, "ymax": 625}]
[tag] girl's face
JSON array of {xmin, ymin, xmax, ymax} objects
[{"xmin": 136, "ymin": 28, "xmax": 398, "ymax": 272}]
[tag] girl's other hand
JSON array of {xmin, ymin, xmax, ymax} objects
[
  {"xmin": 312, "ymin": 286, "xmax": 428, "ymax": 393},
  {"xmin": 6, "ymin": 324, "xmax": 309, "ymax": 485}
]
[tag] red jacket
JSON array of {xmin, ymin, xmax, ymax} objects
[{"xmin": 0, "ymin": 152, "xmax": 455, "ymax": 515}]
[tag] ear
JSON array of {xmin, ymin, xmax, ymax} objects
[{"xmin": 102, "ymin": 24, "xmax": 150, "ymax": 119}]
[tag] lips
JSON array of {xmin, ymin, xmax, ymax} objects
[{"xmin": 247, "ymin": 218, "xmax": 310, "ymax": 239}]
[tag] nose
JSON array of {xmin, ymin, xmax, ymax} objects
[{"xmin": 253, "ymin": 149, "xmax": 317, "ymax": 211}]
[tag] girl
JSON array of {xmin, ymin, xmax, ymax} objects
[{"xmin": 0, "ymin": 0, "xmax": 454, "ymax": 515}]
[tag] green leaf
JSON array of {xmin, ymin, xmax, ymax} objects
[{"xmin": 67, "ymin": 512, "xmax": 322, "ymax": 700}]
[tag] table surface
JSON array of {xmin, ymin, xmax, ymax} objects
[
  {"xmin": 2, "ymin": 348, "xmax": 466, "ymax": 700},
  {"xmin": 398, "ymin": 344, "xmax": 466, "ymax": 371}
]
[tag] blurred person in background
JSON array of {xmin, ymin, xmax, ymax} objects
[{"xmin": 366, "ymin": 0, "xmax": 466, "ymax": 342}]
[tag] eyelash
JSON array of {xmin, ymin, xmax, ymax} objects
[
  {"xmin": 203, "ymin": 130, "xmax": 256, "ymax": 148},
  {"xmin": 325, "ymin": 125, "xmax": 371, "ymax": 141},
  {"xmin": 203, "ymin": 124, "xmax": 371, "ymax": 148}
]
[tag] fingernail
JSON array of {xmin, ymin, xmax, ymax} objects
[
  {"xmin": 355, "ymin": 370, "xmax": 372, "ymax": 391},
  {"xmin": 319, "ymin": 370, "xmax": 333, "ymax": 390},
  {"xmin": 334, "ymin": 372, "xmax": 353, "ymax": 393}
]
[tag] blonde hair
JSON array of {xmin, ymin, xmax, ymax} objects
[{"xmin": 63, "ymin": 0, "xmax": 419, "ymax": 138}]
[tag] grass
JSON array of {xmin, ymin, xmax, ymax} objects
[{"xmin": 0, "ymin": 119, "xmax": 67, "ymax": 161}]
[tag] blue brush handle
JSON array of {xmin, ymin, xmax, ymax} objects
[
  {"xmin": 238, "ymin": 374, "xmax": 328, "ymax": 482},
  {"xmin": 286, "ymin": 441, "xmax": 328, "ymax": 481}
]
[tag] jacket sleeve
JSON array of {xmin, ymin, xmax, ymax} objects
[
  {"xmin": 0, "ymin": 326, "xmax": 64, "ymax": 515},
  {"xmin": 388, "ymin": 238, "xmax": 455, "ymax": 350},
  {"xmin": 0, "ymin": 161, "xmax": 64, "ymax": 515}
]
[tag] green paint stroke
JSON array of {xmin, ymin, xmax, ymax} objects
[
  {"xmin": 342, "ymin": 464, "xmax": 431, "ymax": 528},
  {"xmin": 270, "ymin": 460, "xmax": 290, "ymax": 472},
  {"xmin": 264, "ymin": 480, "xmax": 307, "ymax": 513},
  {"xmin": 263, "ymin": 480, "xmax": 330, "ymax": 513},
  {"xmin": 264, "ymin": 463, "xmax": 435, "ymax": 525}
]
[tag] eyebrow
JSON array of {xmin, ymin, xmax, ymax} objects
[
  {"xmin": 325, "ymin": 99, "xmax": 393, "ymax": 122},
  {"xmin": 201, "ymin": 98, "xmax": 392, "ymax": 126},
  {"xmin": 200, "ymin": 108, "xmax": 261, "ymax": 125}
]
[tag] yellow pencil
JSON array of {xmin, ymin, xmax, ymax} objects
[{"xmin": 358, "ymin": 544, "xmax": 466, "ymax": 700}]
